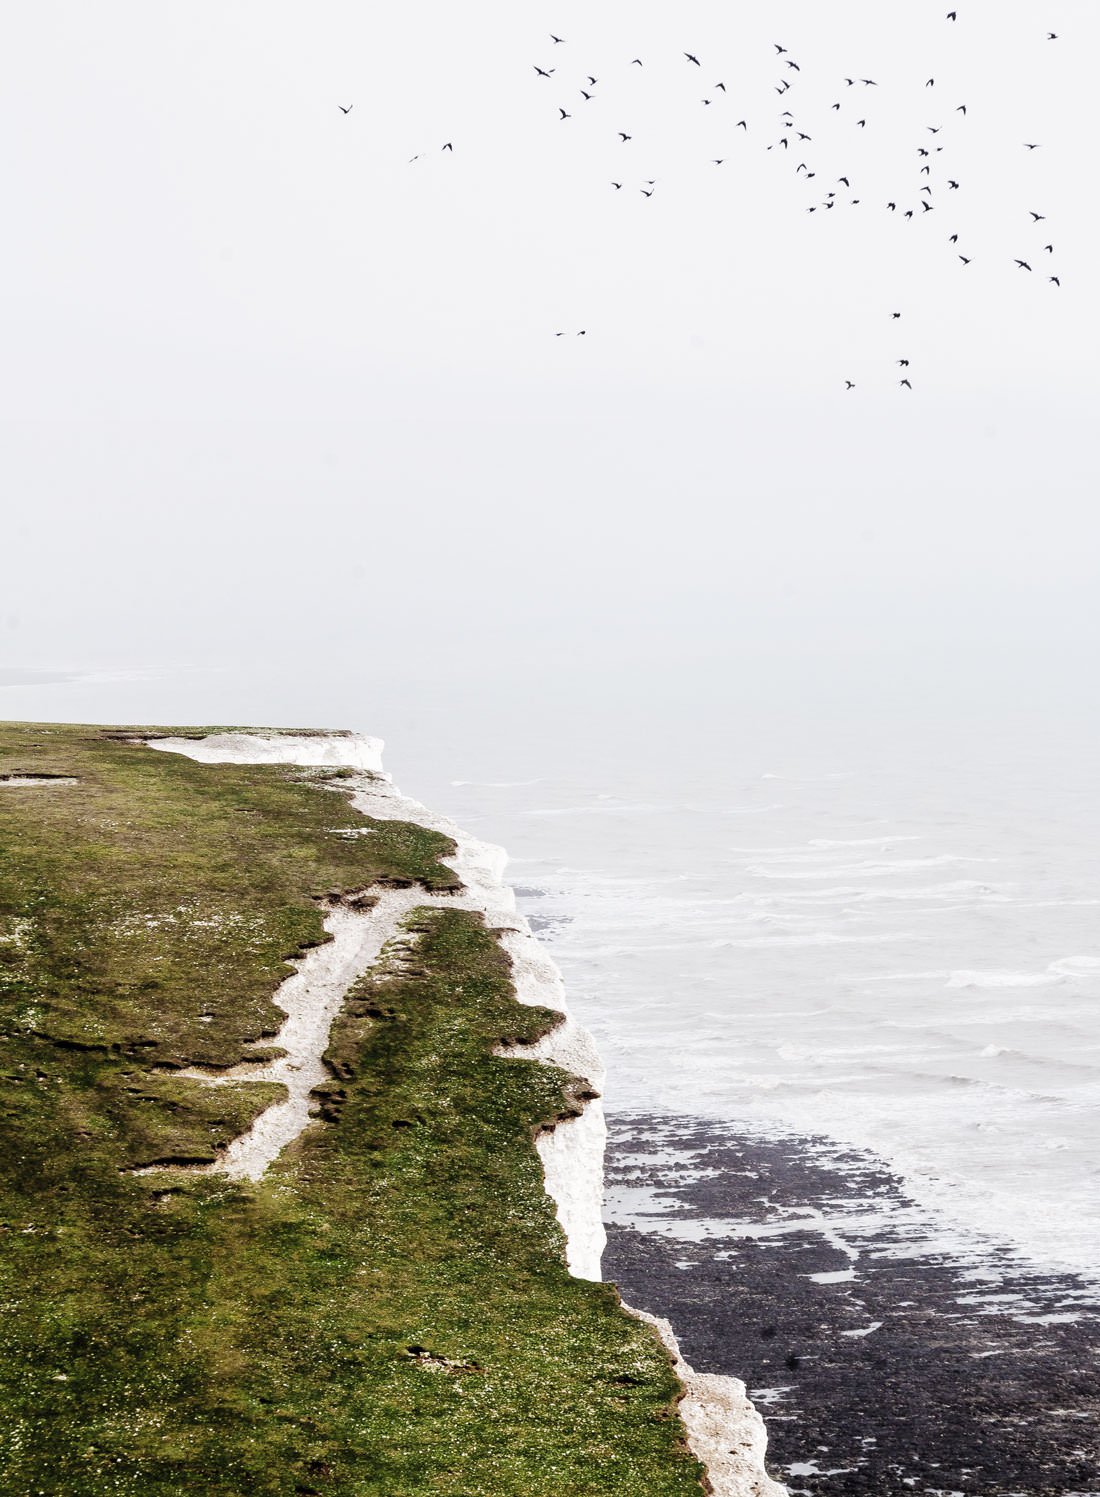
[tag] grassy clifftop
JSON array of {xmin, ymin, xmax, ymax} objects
[{"xmin": 0, "ymin": 723, "xmax": 705, "ymax": 1496}]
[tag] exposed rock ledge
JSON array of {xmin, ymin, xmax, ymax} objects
[{"xmin": 146, "ymin": 730, "xmax": 787, "ymax": 1496}]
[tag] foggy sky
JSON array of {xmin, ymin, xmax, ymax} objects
[{"xmin": 2, "ymin": 1, "xmax": 1097, "ymax": 743}]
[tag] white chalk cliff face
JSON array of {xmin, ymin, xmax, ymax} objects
[{"xmin": 145, "ymin": 731, "xmax": 787, "ymax": 1497}]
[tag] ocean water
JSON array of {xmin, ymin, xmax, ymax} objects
[{"xmin": 391, "ymin": 663, "xmax": 1100, "ymax": 1284}]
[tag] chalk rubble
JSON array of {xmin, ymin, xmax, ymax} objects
[{"xmin": 145, "ymin": 730, "xmax": 786, "ymax": 1495}]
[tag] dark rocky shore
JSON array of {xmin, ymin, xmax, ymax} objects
[{"xmin": 603, "ymin": 1113, "xmax": 1100, "ymax": 1497}]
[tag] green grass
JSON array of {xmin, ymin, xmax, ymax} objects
[{"xmin": 0, "ymin": 723, "xmax": 704, "ymax": 1495}]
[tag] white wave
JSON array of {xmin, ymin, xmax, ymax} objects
[{"xmin": 945, "ymin": 970, "xmax": 1067, "ymax": 990}]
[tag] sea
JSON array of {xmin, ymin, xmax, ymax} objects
[{"xmin": 387, "ymin": 653, "xmax": 1100, "ymax": 1493}]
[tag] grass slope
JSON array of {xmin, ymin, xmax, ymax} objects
[{"xmin": 0, "ymin": 723, "xmax": 704, "ymax": 1495}]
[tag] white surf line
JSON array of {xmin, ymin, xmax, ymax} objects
[{"xmin": 145, "ymin": 731, "xmax": 788, "ymax": 1494}]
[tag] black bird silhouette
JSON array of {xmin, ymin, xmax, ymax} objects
[
  {"xmin": 922, "ymin": 202, "xmax": 934, "ymax": 212},
  {"xmin": 887, "ymin": 201, "xmax": 897, "ymax": 210},
  {"xmin": 904, "ymin": 210, "xmax": 914, "ymax": 219},
  {"xmin": 1015, "ymin": 259, "xmax": 1032, "ymax": 270},
  {"xmin": 631, "ymin": 58, "xmax": 643, "ymax": 65},
  {"xmin": 928, "ymin": 126, "xmax": 941, "ymax": 133},
  {"xmin": 898, "ymin": 359, "xmax": 910, "ymax": 367},
  {"xmin": 1024, "ymin": 142, "xmax": 1041, "ymax": 150},
  {"xmin": 797, "ymin": 132, "xmax": 811, "ymax": 141},
  {"xmin": 559, "ymin": 108, "xmax": 571, "ymax": 119},
  {"xmin": 1048, "ymin": 33, "xmax": 1058, "ymax": 40},
  {"xmin": 775, "ymin": 44, "xmax": 787, "ymax": 54},
  {"xmin": 949, "ymin": 233, "xmax": 958, "ymax": 242},
  {"xmin": 949, "ymin": 180, "xmax": 959, "ymax": 189},
  {"xmin": 839, "ymin": 177, "xmax": 850, "ymax": 186},
  {"xmin": 588, "ymin": 76, "xmax": 598, "ymax": 85},
  {"xmin": 845, "ymin": 78, "xmax": 855, "ymax": 86},
  {"xmin": 891, "ymin": 311, "xmax": 902, "ymax": 318},
  {"xmin": 685, "ymin": 53, "xmax": 701, "ymax": 65},
  {"xmin": 1030, "ymin": 212, "xmax": 1046, "ymax": 221},
  {"xmin": 737, "ymin": 120, "xmax": 748, "ymax": 129},
  {"xmin": 947, "ymin": 11, "xmax": 957, "ymax": 19},
  {"xmin": 918, "ymin": 148, "xmax": 930, "ymax": 157},
  {"xmin": 618, "ymin": 132, "xmax": 632, "ymax": 141},
  {"xmin": 857, "ymin": 119, "xmax": 866, "ymax": 127},
  {"xmin": 957, "ymin": 105, "xmax": 967, "ymax": 114},
  {"xmin": 611, "ymin": 181, "xmax": 622, "ymax": 188},
  {"xmin": 927, "ymin": 79, "xmax": 935, "ymax": 87},
  {"xmin": 921, "ymin": 165, "xmax": 932, "ymax": 175},
  {"xmin": 551, "ymin": 34, "xmax": 565, "ymax": 43},
  {"xmin": 959, "ymin": 255, "xmax": 972, "ymax": 264},
  {"xmin": 534, "ymin": 66, "xmax": 554, "ymax": 77},
  {"xmin": 1050, "ymin": 276, "xmax": 1061, "ymax": 285},
  {"xmin": 845, "ymin": 381, "xmax": 856, "ymax": 389},
  {"xmin": 831, "ymin": 102, "xmax": 841, "ymax": 110},
  {"xmin": 861, "ymin": 78, "xmax": 878, "ymax": 86},
  {"xmin": 581, "ymin": 90, "xmax": 592, "ymax": 99},
  {"xmin": 716, "ymin": 82, "xmax": 726, "ymax": 91},
  {"xmin": 786, "ymin": 60, "xmax": 801, "ymax": 71},
  {"xmin": 338, "ymin": 104, "xmax": 353, "ymax": 114},
  {"xmin": 1044, "ymin": 244, "xmax": 1054, "ymax": 252},
  {"xmin": 641, "ymin": 188, "xmax": 654, "ymax": 196},
  {"xmin": 921, "ymin": 186, "xmax": 933, "ymax": 195},
  {"xmin": 713, "ymin": 159, "xmax": 725, "ymax": 165},
  {"xmin": 900, "ymin": 379, "xmax": 913, "ymax": 389}
]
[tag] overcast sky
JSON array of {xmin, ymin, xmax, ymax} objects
[{"xmin": 1, "ymin": 1, "xmax": 1097, "ymax": 746}]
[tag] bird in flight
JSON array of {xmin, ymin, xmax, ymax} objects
[
  {"xmin": 949, "ymin": 180, "xmax": 959, "ymax": 189},
  {"xmin": 900, "ymin": 379, "xmax": 913, "ymax": 389},
  {"xmin": 887, "ymin": 201, "xmax": 897, "ymax": 211},
  {"xmin": 862, "ymin": 78, "xmax": 878, "ymax": 86},
  {"xmin": 775, "ymin": 44, "xmax": 787, "ymax": 54},
  {"xmin": 559, "ymin": 108, "xmax": 571, "ymax": 119},
  {"xmin": 1048, "ymin": 32, "xmax": 1058, "ymax": 41},
  {"xmin": 927, "ymin": 78, "xmax": 935, "ymax": 87},
  {"xmin": 641, "ymin": 188, "xmax": 654, "ymax": 196},
  {"xmin": 618, "ymin": 131, "xmax": 632, "ymax": 141},
  {"xmin": 716, "ymin": 82, "xmax": 726, "ymax": 91},
  {"xmin": 957, "ymin": 105, "xmax": 967, "ymax": 115},
  {"xmin": 713, "ymin": 159, "xmax": 725, "ymax": 165},
  {"xmin": 551, "ymin": 33, "xmax": 565, "ymax": 43},
  {"xmin": 442, "ymin": 142, "xmax": 453, "ymax": 151},
  {"xmin": 787, "ymin": 60, "xmax": 801, "ymax": 71},
  {"xmin": 845, "ymin": 381, "xmax": 856, "ymax": 389},
  {"xmin": 857, "ymin": 119, "xmax": 866, "ymax": 127},
  {"xmin": 685, "ymin": 52, "xmax": 701, "ymax": 65},
  {"xmin": 949, "ymin": 233, "xmax": 958, "ymax": 242},
  {"xmin": 898, "ymin": 359, "xmax": 910, "ymax": 367},
  {"xmin": 737, "ymin": 119, "xmax": 748, "ymax": 129},
  {"xmin": 1015, "ymin": 259, "xmax": 1032, "ymax": 270},
  {"xmin": 1030, "ymin": 211, "xmax": 1046, "ymax": 221},
  {"xmin": 1024, "ymin": 142, "xmax": 1041, "ymax": 150},
  {"xmin": 1044, "ymin": 244, "xmax": 1054, "ymax": 253},
  {"xmin": 947, "ymin": 11, "xmax": 957, "ymax": 20},
  {"xmin": 959, "ymin": 255, "xmax": 972, "ymax": 264},
  {"xmin": 534, "ymin": 66, "xmax": 554, "ymax": 77},
  {"xmin": 581, "ymin": 90, "xmax": 593, "ymax": 100},
  {"xmin": 891, "ymin": 311, "xmax": 902, "ymax": 319},
  {"xmin": 1049, "ymin": 276, "xmax": 1061, "ymax": 285},
  {"xmin": 611, "ymin": 181, "xmax": 622, "ymax": 189},
  {"xmin": 588, "ymin": 76, "xmax": 598, "ymax": 86},
  {"xmin": 631, "ymin": 58, "xmax": 643, "ymax": 66}
]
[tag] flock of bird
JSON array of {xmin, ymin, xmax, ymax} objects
[{"xmin": 342, "ymin": 13, "xmax": 1067, "ymax": 390}]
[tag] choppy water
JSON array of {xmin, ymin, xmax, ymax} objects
[{"xmin": 395, "ymin": 676, "xmax": 1100, "ymax": 1284}]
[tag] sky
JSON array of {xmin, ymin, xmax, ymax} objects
[{"xmin": 1, "ymin": 1, "xmax": 1097, "ymax": 763}]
